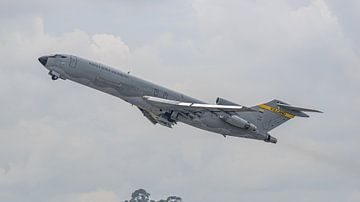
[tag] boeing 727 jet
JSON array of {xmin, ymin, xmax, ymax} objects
[{"xmin": 38, "ymin": 54, "xmax": 322, "ymax": 144}]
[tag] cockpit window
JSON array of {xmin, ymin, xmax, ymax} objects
[{"xmin": 49, "ymin": 54, "xmax": 67, "ymax": 58}]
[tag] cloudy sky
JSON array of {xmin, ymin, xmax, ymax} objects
[{"xmin": 0, "ymin": 0, "xmax": 359, "ymax": 201}]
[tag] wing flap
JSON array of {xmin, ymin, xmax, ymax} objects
[{"xmin": 143, "ymin": 96, "xmax": 254, "ymax": 112}]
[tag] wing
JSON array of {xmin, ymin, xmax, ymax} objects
[{"xmin": 143, "ymin": 96, "xmax": 254, "ymax": 112}]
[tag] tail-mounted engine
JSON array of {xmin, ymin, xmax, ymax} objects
[
  {"xmin": 219, "ymin": 114, "xmax": 257, "ymax": 132},
  {"xmin": 216, "ymin": 97, "xmax": 239, "ymax": 106}
]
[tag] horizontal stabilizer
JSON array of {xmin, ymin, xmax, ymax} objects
[
  {"xmin": 277, "ymin": 103, "xmax": 323, "ymax": 113},
  {"xmin": 143, "ymin": 96, "xmax": 254, "ymax": 112},
  {"xmin": 277, "ymin": 103, "xmax": 323, "ymax": 117}
]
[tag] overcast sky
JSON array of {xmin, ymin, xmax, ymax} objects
[{"xmin": 0, "ymin": 0, "xmax": 359, "ymax": 201}]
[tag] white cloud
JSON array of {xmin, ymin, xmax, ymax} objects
[
  {"xmin": 91, "ymin": 34, "xmax": 130, "ymax": 67},
  {"xmin": 50, "ymin": 190, "xmax": 121, "ymax": 202}
]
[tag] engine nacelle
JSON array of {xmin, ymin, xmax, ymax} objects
[
  {"xmin": 220, "ymin": 115, "xmax": 257, "ymax": 131},
  {"xmin": 216, "ymin": 97, "xmax": 240, "ymax": 106}
]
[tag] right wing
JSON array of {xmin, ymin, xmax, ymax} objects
[{"xmin": 143, "ymin": 96, "xmax": 254, "ymax": 113}]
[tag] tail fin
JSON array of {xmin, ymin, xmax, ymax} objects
[{"xmin": 239, "ymin": 99, "xmax": 322, "ymax": 133}]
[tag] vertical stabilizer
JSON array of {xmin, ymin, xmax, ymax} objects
[{"xmin": 238, "ymin": 99, "xmax": 321, "ymax": 133}]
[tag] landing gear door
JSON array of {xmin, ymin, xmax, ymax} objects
[{"xmin": 69, "ymin": 56, "xmax": 77, "ymax": 68}]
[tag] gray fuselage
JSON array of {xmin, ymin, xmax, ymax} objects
[{"xmin": 39, "ymin": 54, "xmax": 266, "ymax": 141}]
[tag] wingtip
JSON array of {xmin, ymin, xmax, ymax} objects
[{"xmin": 308, "ymin": 109, "xmax": 323, "ymax": 113}]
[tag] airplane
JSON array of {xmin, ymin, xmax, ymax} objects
[{"xmin": 38, "ymin": 54, "xmax": 322, "ymax": 144}]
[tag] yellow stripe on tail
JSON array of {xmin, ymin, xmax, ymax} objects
[{"xmin": 258, "ymin": 104, "xmax": 295, "ymax": 119}]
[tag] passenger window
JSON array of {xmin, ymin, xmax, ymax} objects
[{"xmin": 154, "ymin": 89, "xmax": 159, "ymax": 97}]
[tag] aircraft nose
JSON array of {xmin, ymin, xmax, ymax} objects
[{"xmin": 38, "ymin": 56, "xmax": 48, "ymax": 66}]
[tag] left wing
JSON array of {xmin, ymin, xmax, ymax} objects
[{"xmin": 143, "ymin": 96, "xmax": 254, "ymax": 112}]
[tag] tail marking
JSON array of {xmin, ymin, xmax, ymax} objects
[{"xmin": 258, "ymin": 104, "xmax": 295, "ymax": 119}]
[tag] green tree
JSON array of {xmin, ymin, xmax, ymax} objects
[{"xmin": 125, "ymin": 189, "xmax": 150, "ymax": 202}]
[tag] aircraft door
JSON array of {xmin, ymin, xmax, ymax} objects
[{"xmin": 69, "ymin": 56, "xmax": 77, "ymax": 68}]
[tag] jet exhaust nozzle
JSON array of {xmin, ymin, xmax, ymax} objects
[{"xmin": 264, "ymin": 135, "xmax": 277, "ymax": 144}]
